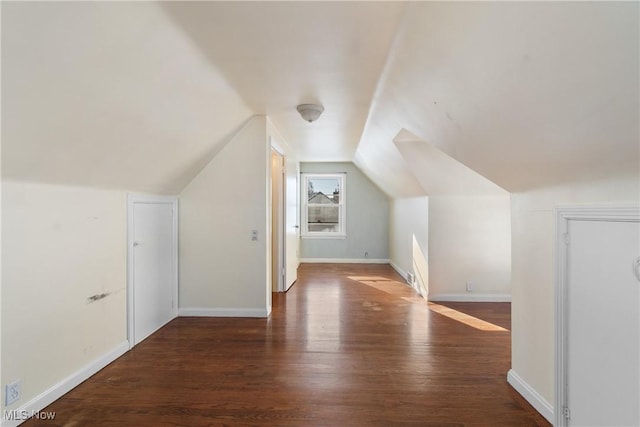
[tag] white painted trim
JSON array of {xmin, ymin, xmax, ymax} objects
[
  {"xmin": 1, "ymin": 341, "xmax": 129, "ymax": 427},
  {"xmin": 126, "ymin": 193, "xmax": 178, "ymax": 204},
  {"xmin": 269, "ymin": 144, "xmax": 288, "ymax": 294},
  {"xmin": 300, "ymin": 235, "xmax": 347, "ymax": 240},
  {"xmin": 389, "ymin": 261, "xmax": 408, "ymax": 280},
  {"xmin": 389, "ymin": 261, "xmax": 419, "ymax": 291},
  {"xmin": 127, "ymin": 194, "xmax": 179, "ymax": 349},
  {"xmin": 178, "ymin": 308, "xmax": 269, "ymax": 318},
  {"xmin": 553, "ymin": 204, "xmax": 639, "ymax": 427},
  {"xmin": 507, "ymin": 369, "xmax": 554, "ymax": 424},
  {"xmin": 300, "ymin": 258, "xmax": 390, "ymax": 264},
  {"xmin": 428, "ymin": 293, "xmax": 511, "ymax": 302},
  {"xmin": 301, "ymin": 173, "xmax": 347, "ymax": 238}
]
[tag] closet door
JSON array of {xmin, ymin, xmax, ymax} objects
[
  {"xmin": 565, "ymin": 219, "xmax": 639, "ymax": 426},
  {"xmin": 128, "ymin": 195, "xmax": 178, "ymax": 346}
]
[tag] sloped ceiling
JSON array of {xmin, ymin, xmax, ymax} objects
[
  {"xmin": 356, "ymin": 2, "xmax": 639, "ymax": 196},
  {"xmin": 3, "ymin": 2, "xmax": 638, "ymax": 198},
  {"xmin": 161, "ymin": 2, "xmax": 406, "ymax": 162},
  {"xmin": 2, "ymin": 2, "xmax": 253, "ymax": 194},
  {"xmin": 393, "ymin": 129, "xmax": 507, "ymax": 196}
]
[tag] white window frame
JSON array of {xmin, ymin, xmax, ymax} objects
[{"xmin": 301, "ymin": 173, "xmax": 346, "ymax": 239}]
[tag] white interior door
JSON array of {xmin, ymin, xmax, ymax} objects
[
  {"xmin": 565, "ymin": 218, "xmax": 639, "ymax": 426},
  {"xmin": 284, "ymin": 155, "xmax": 299, "ymax": 290},
  {"xmin": 129, "ymin": 196, "xmax": 177, "ymax": 346},
  {"xmin": 271, "ymin": 150, "xmax": 285, "ymax": 292}
]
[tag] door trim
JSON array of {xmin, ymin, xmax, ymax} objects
[
  {"xmin": 127, "ymin": 193, "xmax": 179, "ymax": 349},
  {"xmin": 270, "ymin": 143, "xmax": 287, "ymax": 293},
  {"xmin": 554, "ymin": 204, "xmax": 639, "ymax": 426}
]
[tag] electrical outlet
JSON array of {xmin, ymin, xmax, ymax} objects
[
  {"xmin": 466, "ymin": 281, "xmax": 473, "ymax": 292},
  {"xmin": 5, "ymin": 380, "xmax": 20, "ymax": 406}
]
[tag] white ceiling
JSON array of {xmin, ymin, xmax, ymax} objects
[
  {"xmin": 3, "ymin": 2, "xmax": 638, "ymax": 197},
  {"xmin": 393, "ymin": 129, "xmax": 508, "ymax": 196},
  {"xmin": 356, "ymin": 2, "xmax": 639, "ymax": 195},
  {"xmin": 2, "ymin": 2, "xmax": 253, "ymax": 194},
  {"xmin": 161, "ymin": 2, "xmax": 406, "ymax": 162}
]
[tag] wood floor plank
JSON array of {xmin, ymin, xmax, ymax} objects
[{"xmin": 23, "ymin": 263, "xmax": 550, "ymax": 426}]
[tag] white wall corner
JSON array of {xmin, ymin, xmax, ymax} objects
[
  {"xmin": 428, "ymin": 293, "xmax": 511, "ymax": 302},
  {"xmin": 389, "ymin": 261, "xmax": 408, "ymax": 280},
  {"xmin": 507, "ymin": 369, "xmax": 554, "ymax": 424},
  {"xmin": 178, "ymin": 308, "xmax": 269, "ymax": 318},
  {"xmin": 389, "ymin": 261, "xmax": 418, "ymax": 289},
  {"xmin": 1, "ymin": 341, "xmax": 129, "ymax": 427}
]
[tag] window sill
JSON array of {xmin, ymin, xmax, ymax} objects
[{"xmin": 301, "ymin": 234, "xmax": 347, "ymax": 240}]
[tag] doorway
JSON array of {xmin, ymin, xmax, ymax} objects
[
  {"xmin": 127, "ymin": 195, "xmax": 178, "ymax": 347},
  {"xmin": 555, "ymin": 205, "xmax": 639, "ymax": 426},
  {"xmin": 271, "ymin": 149, "xmax": 286, "ymax": 292}
]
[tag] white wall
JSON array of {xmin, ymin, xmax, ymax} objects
[
  {"xmin": 510, "ymin": 174, "xmax": 640, "ymax": 412},
  {"xmin": 1, "ymin": 181, "xmax": 128, "ymax": 413},
  {"xmin": 300, "ymin": 162, "xmax": 389, "ymax": 262},
  {"xmin": 356, "ymin": 3, "xmax": 639, "ymax": 198},
  {"xmin": 2, "ymin": 2, "xmax": 253, "ymax": 195},
  {"xmin": 389, "ymin": 197, "xmax": 429, "ymax": 295},
  {"xmin": 428, "ymin": 195, "xmax": 512, "ymax": 301},
  {"xmin": 179, "ymin": 116, "xmax": 270, "ymax": 316},
  {"xmin": 391, "ymin": 130, "xmax": 511, "ymax": 301}
]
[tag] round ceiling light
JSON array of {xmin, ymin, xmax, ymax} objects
[{"xmin": 296, "ymin": 104, "xmax": 324, "ymax": 123}]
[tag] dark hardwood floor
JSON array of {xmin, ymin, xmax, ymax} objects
[{"xmin": 24, "ymin": 264, "xmax": 550, "ymax": 426}]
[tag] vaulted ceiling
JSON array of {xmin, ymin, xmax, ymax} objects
[{"xmin": 3, "ymin": 2, "xmax": 638, "ymax": 197}]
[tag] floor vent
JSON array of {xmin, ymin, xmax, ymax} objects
[{"xmin": 406, "ymin": 272, "xmax": 416, "ymax": 286}]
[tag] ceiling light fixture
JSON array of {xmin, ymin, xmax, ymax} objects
[{"xmin": 296, "ymin": 104, "xmax": 324, "ymax": 123}]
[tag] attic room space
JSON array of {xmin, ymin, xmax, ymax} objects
[{"xmin": 2, "ymin": 1, "xmax": 638, "ymax": 426}]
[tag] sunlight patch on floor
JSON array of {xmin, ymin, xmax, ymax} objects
[
  {"xmin": 427, "ymin": 303, "xmax": 508, "ymax": 332},
  {"xmin": 349, "ymin": 276, "xmax": 409, "ymax": 294},
  {"xmin": 348, "ymin": 276, "xmax": 506, "ymax": 332},
  {"xmin": 348, "ymin": 276, "xmax": 391, "ymax": 282}
]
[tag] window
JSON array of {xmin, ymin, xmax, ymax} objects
[{"xmin": 302, "ymin": 173, "xmax": 346, "ymax": 238}]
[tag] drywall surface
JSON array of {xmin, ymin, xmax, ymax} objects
[
  {"xmin": 179, "ymin": 116, "xmax": 270, "ymax": 314},
  {"xmin": 393, "ymin": 129, "xmax": 507, "ymax": 197},
  {"xmin": 300, "ymin": 162, "xmax": 389, "ymax": 261},
  {"xmin": 2, "ymin": 2, "xmax": 252, "ymax": 194},
  {"xmin": 161, "ymin": 2, "xmax": 405, "ymax": 163},
  {"xmin": 428, "ymin": 195, "xmax": 512, "ymax": 300},
  {"xmin": 389, "ymin": 197, "xmax": 429, "ymax": 295},
  {"xmin": 1, "ymin": 181, "xmax": 127, "ymax": 412},
  {"xmin": 356, "ymin": 2, "xmax": 639, "ymax": 197},
  {"xmin": 511, "ymin": 174, "xmax": 640, "ymax": 407}
]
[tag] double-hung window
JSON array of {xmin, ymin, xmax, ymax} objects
[{"xmin": 302, "ymin": 173, "xmax": 346, "ymax": 238}]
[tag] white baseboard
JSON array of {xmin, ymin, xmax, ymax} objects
[
  {"xmin": 429, "ymin": 293, "xmax": 512, "ymax": 302},
  {"xmin": 178, "ymin": 307, "xmax": 269, "ymax": 318},
  {"xmin": 389, "ymin": 261, "xmax": 408, "ymax": 279},
  {"xmin": 507, "ymin": 369, "xmax": 554, "ymax": 423},
  {"xmin": 389, "ymin": 261, "xmax": 418, "ymax": 288},
  {"xmin": 2, "ymin": 341, "xmax": 129, "ymax": 427},
  {"xmin": 300, "ymin": 258, "xmax": 390, "ymax": 264}
]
